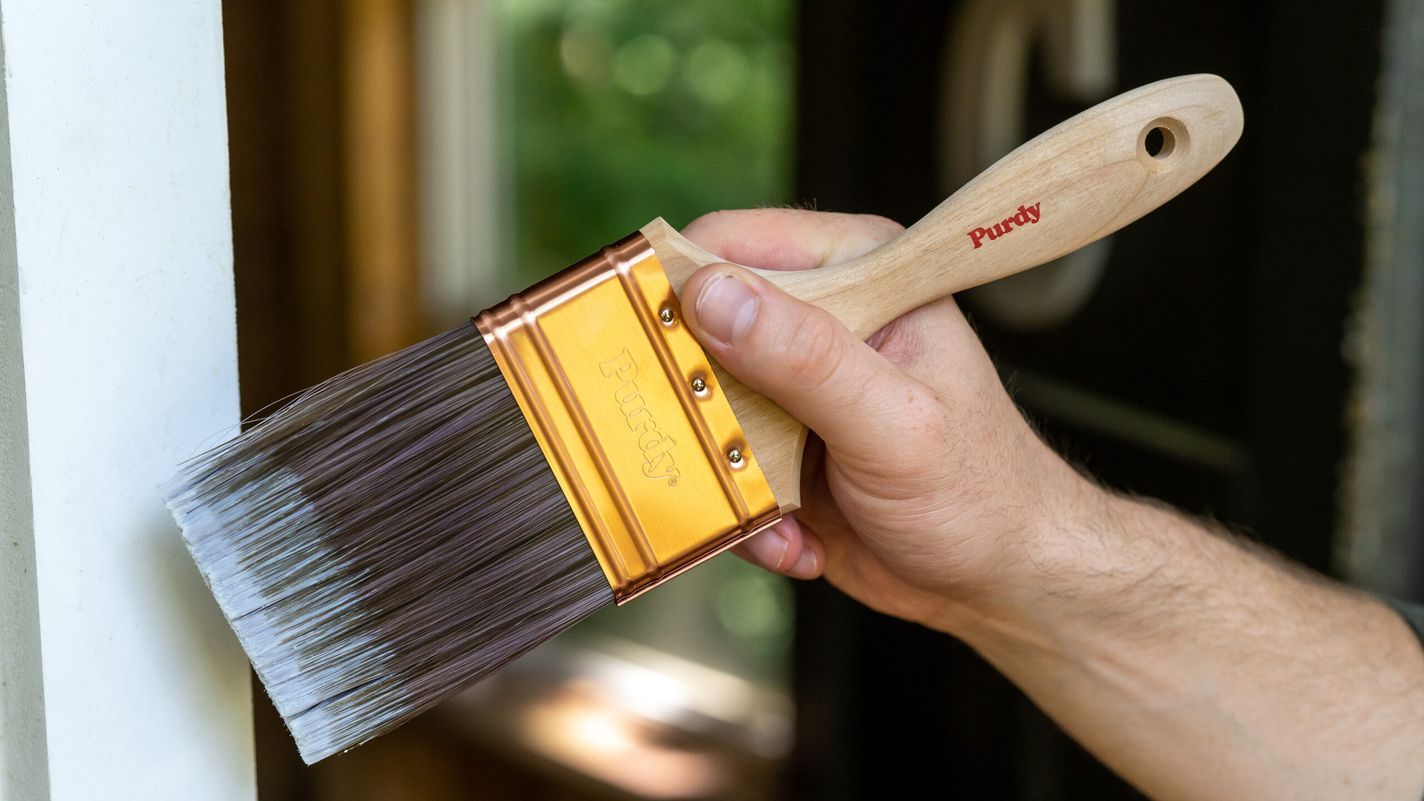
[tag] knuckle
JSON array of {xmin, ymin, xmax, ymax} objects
[
  {"xmin": 780, "ymin": 310, "xmax": 851, "ymax": 394},
  {"xmin": 683, "ymin": 210, "xmax": 722, "ymax": 233},
  {"xmin": 859, "ymin": 213, "xmax": 906, "ymax": 237},
  {"xmin": 682, "ymin": 210, "xmax": 739, "ymax": 247},
  {"xmin": 832, "ymin": 214, "xmax": 904, "ymax": 263}
]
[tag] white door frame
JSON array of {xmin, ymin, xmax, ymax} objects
[{"xmin": 0, "ymin": 2, "xmax": 255, "ymax": 799}]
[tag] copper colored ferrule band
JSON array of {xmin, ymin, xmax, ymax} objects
[{"xmin": 474, "ymin": 232, "xmax": 781, "ymax": 603}]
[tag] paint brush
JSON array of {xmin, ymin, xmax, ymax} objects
[{"xmin": 165, "ymin": 75, "xmax": 1243, "ymax": 763}]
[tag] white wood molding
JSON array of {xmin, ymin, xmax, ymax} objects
[{"xmin": 0, "ymin": 3, "xmax": 255, "ymax": 799}]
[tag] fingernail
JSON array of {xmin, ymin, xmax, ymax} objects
[
  {"xmin": 695, "ymin": 272, "xmax": 759, "ymax": 345},
  {"xmin": 787, "ymin": 545, "xmax": 819, "ymax": 579},
  {"xmin": 740, "ymin": 529, "xmax": 792, "ymax": 572}
]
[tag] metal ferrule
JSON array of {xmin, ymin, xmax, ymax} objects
[{"xmin": 474, "ymin": 232, "xmax": 781, "ymax": 603}]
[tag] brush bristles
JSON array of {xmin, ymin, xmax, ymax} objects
[{"xmin": 165, "ymin": 324, "xmax": 613, "ymax": 763}]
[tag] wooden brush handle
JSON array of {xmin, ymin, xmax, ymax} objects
[{"xmin": 644, "ymin": 74, "xmax": 1243, "ymax": 508}]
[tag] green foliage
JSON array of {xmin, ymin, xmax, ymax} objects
[{"xmin": 498, "ymin": 0, "xmax": 793, "ymax": 282}]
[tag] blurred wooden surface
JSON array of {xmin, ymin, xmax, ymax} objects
[
  {"xmin": 343, "ymin": 0, "xmax": 424, "ymax": 363},
  {"xmin": 227, "ymin": 0, "xmax": 423, "ymax": 422},
  {"xmin": 311, "ymin": 722, "xmax": 466, "ymax": 801}
]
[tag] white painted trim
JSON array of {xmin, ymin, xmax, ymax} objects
[
  {"xmin": 0, "ymin": 2, "xmax": 255, "ymax": 799},
  {"xmin": 0, "ymin": 71, "xmax": 49, "ymax": 797}
]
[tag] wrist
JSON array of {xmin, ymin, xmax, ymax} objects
[{"xmin": 925, "ymin": 473, "xmax": 1168, "ymax": 650}]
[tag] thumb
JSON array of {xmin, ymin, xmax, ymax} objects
[{"xmin": 680, "ymin": 264, "xmax": 925, "ymax": 467}]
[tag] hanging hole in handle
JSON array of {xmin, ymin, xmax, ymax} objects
[
  {"xmin": 1144, "ymin": 126, "xmax": 1170, "ymax": 157},
  {"xmin": 1139, "ymin": 117, "xmax": 1186, "ymax": 164}
]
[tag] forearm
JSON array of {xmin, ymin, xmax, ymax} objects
[{"xmin": 942, "ymin": 482, "xmax": 1424, "ymax": 801}]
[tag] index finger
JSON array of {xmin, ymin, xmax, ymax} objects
[{"xmin": 682, "ymin": 208, "xmax": 903, "ymax": 272}]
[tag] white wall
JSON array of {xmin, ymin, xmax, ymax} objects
[{"xmin": 0, "ymin": 2, "xmax": 255, "ymax": 799}]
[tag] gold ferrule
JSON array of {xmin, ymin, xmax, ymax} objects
[{"xmin": 474, "ymin": 232, "xmax": 781, "ymax": 603}]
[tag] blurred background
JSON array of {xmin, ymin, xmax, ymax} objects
[{"xmin": 223, "ymin": 0, "xmax": 1424, "ymax": 799}]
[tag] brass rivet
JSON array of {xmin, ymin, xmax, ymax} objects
[
  {"xmin": 659, "ymin": 307, "xmax": 675, "ymax": 325},
  {"xmin": 690, "ymin": 376, "xmax": 707, "ymax": 394},
  {"xmin": 727, "ymin": 448, "xmax": 744, "ymax": 466}
]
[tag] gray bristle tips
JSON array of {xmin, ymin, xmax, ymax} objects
[{"xmin": 164, "ymin": 324, "xmax": 612, "ymax": 763}]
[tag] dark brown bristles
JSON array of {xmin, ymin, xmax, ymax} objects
[{"xmin": 165, "ymin": 324, "xmax": 612, "ymax": 763}]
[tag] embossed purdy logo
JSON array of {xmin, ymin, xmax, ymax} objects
[
  {"xmin": 967, "ymin": 202, "xmax": 1042, "ymax": 249},
  {"xmin": 600, "ymin": 349, "xmax": 681, "ymax": 486}
]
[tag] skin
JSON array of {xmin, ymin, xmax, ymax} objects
[{"xmin": 677, "ymin": 208, "xmax": 1424, "ymax": 801}]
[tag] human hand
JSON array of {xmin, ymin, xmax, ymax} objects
[
  {"xmin": 679, "ymin": 208, "xmax": 1093, "ymax": 632},
  {"xmin": 682, "ymin": 208, "xmax": 1424, "ymax": 801}
]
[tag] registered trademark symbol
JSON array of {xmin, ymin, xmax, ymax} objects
[{"xmin": 667, "ymin": 478, "xmax": 678, "ymax": 487}]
